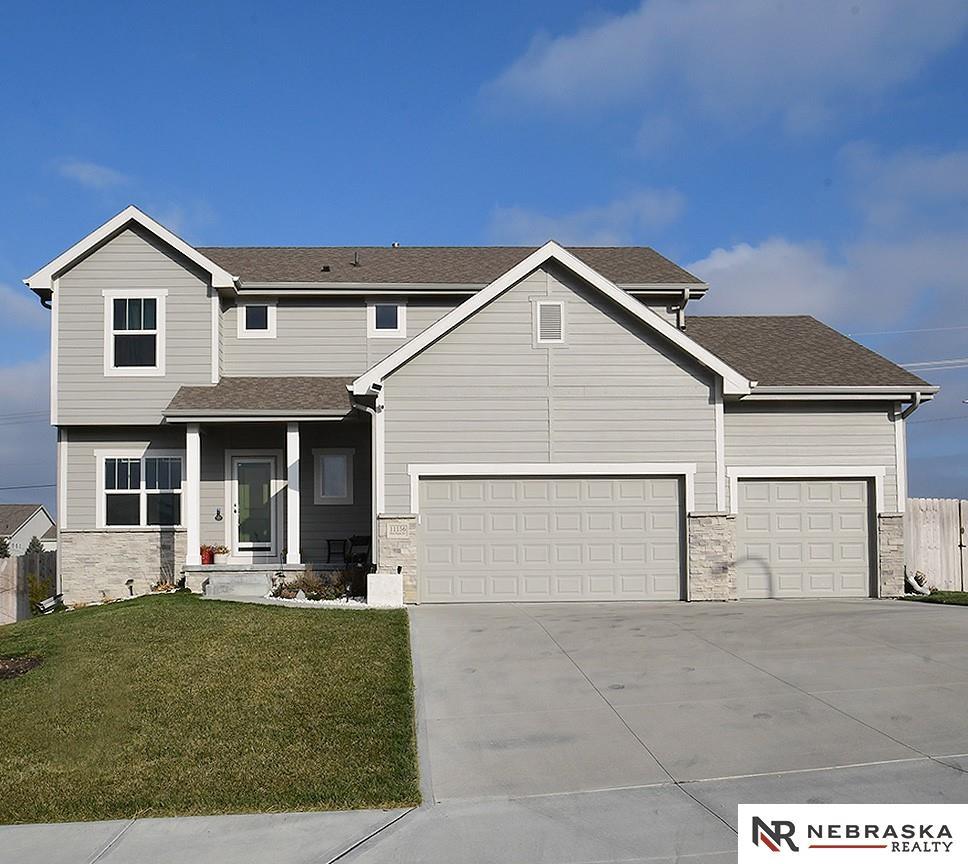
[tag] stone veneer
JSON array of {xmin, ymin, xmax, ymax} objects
[
  {"xmin": 59, "ymin": 529, "xmax": 187, "ymax": 605},
  {"xmin": 376, "ymin": 515, "xmax": 417, "ymax": 603},
  {"xmin": 687, "ymin": 513, "xmax": 737, "ymax": 601},
  {"xmin": 877, "ymin": 513, "xmax": 905, "ymax": 598}
]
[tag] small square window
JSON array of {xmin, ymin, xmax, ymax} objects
[
  {"xmin": 245, "ymin": 305, "xmax": 269, "ymax": 331},
  {"xmin": 238, "ymin": 302, "xmax": 276, "ymax": 338},
  {"xmin": 367, "ymin": 301, "xmax": 406, "ymax": 338}
]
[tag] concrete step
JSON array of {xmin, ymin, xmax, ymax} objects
[{"xmin": 203, "ymin": 572, "xmax": 273, "ymax": 598}]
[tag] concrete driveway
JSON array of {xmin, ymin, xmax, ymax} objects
[{"xmin": 344, "ymin": 599, "xmax": 968, "ymax": 862}]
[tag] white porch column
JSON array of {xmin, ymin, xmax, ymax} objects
[
  {"xmin": 286, "ymin": 421, "xmax": 301, "ymax": 565},
  {"xmin": 186, "ymin": 423, "xmax": 201, "ymax": 565}
]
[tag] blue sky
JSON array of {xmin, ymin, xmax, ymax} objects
[{"xmin": 2, "ymin": 0, "xmax": 968, "ymax": 515}]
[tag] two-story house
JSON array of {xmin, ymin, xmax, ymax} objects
[{"xmin": 26, "ymin": 206, "xmax": 936, "ymax": 605}]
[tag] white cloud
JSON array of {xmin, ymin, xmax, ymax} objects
[
  {"xmin": 0, "ymin": 282, "xmax": 48, "ymax": 333},
  {"xmin": 55, "ymin": 159, "xmax": 129, "ymax": 190},
  {"xmin": 486, "ymin": 0, "xmax": 968, "ymax": 133},
  {"xmin": 488, "ymin": 188, "xmax": 685, "ymax": 245}
]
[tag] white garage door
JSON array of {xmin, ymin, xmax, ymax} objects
[
  {"xmin": 736, "ymin": 479, "xmax": 871, "ymax": 598},
  {"xmin": 418, "ymin": 475, "xmax": 683, "ymax": 602}
]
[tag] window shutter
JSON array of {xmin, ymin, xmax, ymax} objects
[{"xmin": 537, "ymin": 302, "xmax": 563, "ymax": 343}]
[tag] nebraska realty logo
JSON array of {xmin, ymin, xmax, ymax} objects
[{"xmin": 739, "ymin": 805, "xmax": 967, "ymax": 861}]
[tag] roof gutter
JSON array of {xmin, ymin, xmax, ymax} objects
[{"xmin": 899, "ymin": 391, "xmax": 923, "ymax": 419}]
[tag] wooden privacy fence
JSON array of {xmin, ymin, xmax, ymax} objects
[
  {"xmin": 905, "ymin": 498, "xmax": 967, "ymax": 591},
  {"xmin": 0, "ymin": 551, "xmax": 57, "ymax": 625}
]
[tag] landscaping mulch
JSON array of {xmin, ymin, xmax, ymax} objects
[{"xmin": 0, "ymin": 655, "xmax": 41, "ymax": 681}]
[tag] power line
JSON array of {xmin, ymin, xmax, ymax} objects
[
  {"xmin": 909, "ymin": 415, "xmax": 968, "ymax": 424},
  {"xmin": 0, "ymin": 483, "xmax": 56, "ymax": 491},
  {"xmin": 848, "ymin": 324, "xmax": 968, "ymax": 338}
]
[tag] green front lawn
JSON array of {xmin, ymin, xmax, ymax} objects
[
  {"xmin": 901, "ymin": 591, "xmax": 968, "ymax": 606},
  {"xmin": 0, "ymin": 594, "xmax": 420, "ymax": 824}
]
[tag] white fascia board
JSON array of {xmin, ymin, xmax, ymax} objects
[
  {"xmin": 25, "ymin": 205, "xmax": 237, "ymax": 292},
  {"xmin": 164, "ymin": 412, "xmax": 348, "ymax": 423},
  {"xmin": 352, "ymin": 241, "xmax": 751, "ymax": 396}
]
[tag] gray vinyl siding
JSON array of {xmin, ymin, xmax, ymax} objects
[
  {"xmin": 65, "ymin": 426, "xmax": 186, "ymax": 530},
  {"xmin": 221, "ymin": 298, "xmax": 459, "ymax": 377},
  {"xmin": 382, "ymin": 264, "xmax": 717, "ymax": 513},
  {"xmin": 724, "ymin": 402, "xmax": 899, "ymax": 511},
  {"xmin": 57, "ymin": 228, "xmax": 215, "ymax": 424}
]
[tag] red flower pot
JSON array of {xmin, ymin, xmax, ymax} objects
[{"xmin": 200, "ymin": 547, "xmax": 214, "ymax": 565}]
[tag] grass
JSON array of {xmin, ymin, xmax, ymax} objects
[
  {"xmin": 901, "ymin": 590, "xmax": 968, "ymax": 606},
  {"xmin": 0, "ymin": 593, "xmax": 420, "ymax": 824}
]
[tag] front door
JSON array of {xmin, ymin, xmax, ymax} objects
[{"xmin": 232, "ymin": 456, "xmax": 276, "ymax": 558}]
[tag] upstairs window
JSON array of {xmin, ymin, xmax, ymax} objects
[
  {"xmin": 367, "ymin": 300, "xmax": 406, "ymax": 338},
  {"xmin": 238, "ymin": 301, "xmax": 277, "ymax": 338},
  {"xmin": 535, "ymin": 300, "xmax": 565, "ymax": 344},
  {"xmin": 103, "ymin": 290, "xmax": 166, "ymax": 376},
  {"xmin": 101, "ymin": 454, "xmax": 183, "ymax": 527}
]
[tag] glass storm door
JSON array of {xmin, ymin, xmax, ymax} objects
[{"xmin": 232, "ymin": 457, "xmax": 275, "ymax": 554}]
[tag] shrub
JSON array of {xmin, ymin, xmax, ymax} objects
[
  {"xmin": 26, "ymin": 536, "xmax": 45, "ymax": 556},
  {"xmin": 271, "ymin": 568, "xmax": 361, "ymax": 601}
]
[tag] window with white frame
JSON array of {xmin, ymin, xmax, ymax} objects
[
  {"xmin": 313, "ymin": 449, "xmax": 354, "ymax": 505},
  {"xmin": 104, "ymin": 290, "xmax": 166, "ymax": 375},
  {"xmin": 367, "ymin": 300, "xmax": 406, "ymax": 338},
  {"xmin": 535, "ymin": 300, "xmax": 565, "ymax": 344},
  {"xmin": 102, "ymin": 455, "xmax": 182, "ymax": 527},
  {"xmin": 237, "ymin": 301, "xmax": 277, "ymax": 338}
]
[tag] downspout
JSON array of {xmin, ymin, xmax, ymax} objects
[
  {"xmin": 899, "ymin": 392, "xmax": 922, "ymax": 420},
  {"xmin": 676, "ymin": 288, "xmax": 691, "ymax": 330}
]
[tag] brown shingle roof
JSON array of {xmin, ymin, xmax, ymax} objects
[
  {"xmin": 196, "ymin": 245, "xmax": 704, "ymax": 286},
  {"xmin": 165, "ymin": 377, "xmax": 354, "ymax": 416},
  {"xmin": 0, "ymin": 504, "xmax": 44, "ymax": 537},
  {"xmin": 686, "ymin": 316, "xmax": 933, "ymax": 388}
]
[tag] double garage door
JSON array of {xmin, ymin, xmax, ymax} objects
[
  {"xmin": 735, "ymin": 479, "xmax": 872, "ymax": 598},
  {"xmin": 418, "ymin": 475, "xmax": 683, "ymax": 602}
]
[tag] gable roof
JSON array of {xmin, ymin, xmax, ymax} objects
[
  {"xmin": 197, "ymin": 245, "xmax": 705, "ymax": 287},
  {"xmin": 25, "ymin": 206, "xmax": 237, "ymax": 295},
  {"xmin": 686, "ymin": 316, "xmax": 935, "ymax": 390},
  {"xmin": 352, "ymin": 241, "xmax": 752, "ymax": 397},
  {"xmin": 164, "ymin": 376, "xmax": 354, "ymax": 420},
  {"xmin": 0, "ymin": 504, "xmax": 51, "ymax": 538}
]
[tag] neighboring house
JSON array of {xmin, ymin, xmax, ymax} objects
[
  {"xmin": 25, "ymin": 206, "xmax": 937, "ymax": 605},
  {"xmin": 0, "ymin": 504, "xmax": 56, "ymax": 556}
]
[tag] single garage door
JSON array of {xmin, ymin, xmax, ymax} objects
[
  {"xmin": 418, "ymin": 475, "xmax": 683, "ymax": 602},
  {"xmin": 736, "ymin": 479, "xmax": 871, "ymax": 598}
]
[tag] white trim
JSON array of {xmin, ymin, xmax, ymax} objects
[
  {"xmin": 371, "ymin": 395, "xmax": 385, "ymax": 567},
  {"xmin": 894, "ymin": 404, "xmax": 907, "ymax": 511},
  {"xmin": 25, "ymin": 205, "xmax": 236, "ymax": 292},
  {"xmin": 164, "ymin": 413, "xmax": 347, "ymax": 423},
  {"xmin": 185, "ymin": 427, "xmax": 200, "ymax": 564},
  {"xmin": 102, "ymin": 289, "xmax": 167, "ymax": 377},
  {"xmin": 236, "ymin": 300, "xmax": 277, "ymax": 339},
  {"xmin": 286, "ymin": 422, "xmax": 301, "ymax": 565},
  {"xmin": 312, "ymin": 448, "xmax": 355, "ymax": 506},
  {"xmin": 714, "ymin": 377, "xmax": 726, "ymax": 512},
  {"xmin": 352, "ymin": 241, "xmax": 751, "ymax": 396},
  {"xmin": 726, "ymin": 466, "xmax": 887, "ymax": 515},
  {"xmin": 224, "ymin": 449, "xmax": 284, "ymax": 562},
  {"xmin": 94, "ymin": 447, "xmax": 186, "ymax": 531},
  {"xmin": 406, "ymin": 462, "xmax": 697, "ymax": 515},
  {"xmin": 534, "ymin": 299, "xmax": 565, "ymax": 345},
  {"xmin": 50, "ymin": 278, "xmax": 58, "ymax": 424},
  {"xmin": 210, "ymin": 291, "xmax": 219, "ymax": 383},
  {"xmin": 366, "ymin": 299, "xmax": 407, "ymax": 338},
  {"xmin": 58, "ymin": 428, "xmax": 68, "ymax": 531}
]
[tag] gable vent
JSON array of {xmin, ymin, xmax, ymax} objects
[{"xmin": 536, "ymin": 301, "xmax": 564, "ymax": 344}]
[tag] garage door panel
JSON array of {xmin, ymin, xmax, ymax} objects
[
  {"xmin": 418, "ymin": 475, "xmax": 682, "ymax": 602},
  {"xmin": 737, "ymin": 479, "xmax": 870, "ymax": 599}
]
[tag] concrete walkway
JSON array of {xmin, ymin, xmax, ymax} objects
[{"xmin": 3, "ymin": 600, "xmax": 967, "ymax": 863}]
